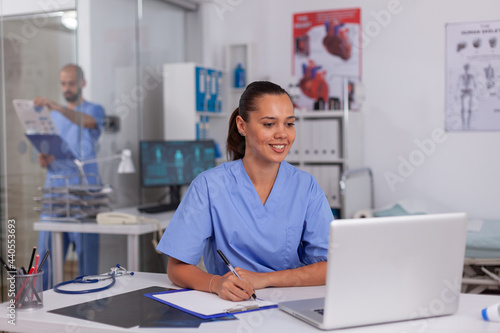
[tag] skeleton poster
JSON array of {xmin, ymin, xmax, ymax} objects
[
  {"xmin": 292, "ymin": 8, "xmax": 361, "ymax": 111},
  {"xmin": 445, "ymin": 20, "xmax": 500, "ymax": 131}
]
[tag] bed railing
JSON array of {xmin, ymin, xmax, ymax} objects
[{"xmin": 339, "ymin": 167, "xmax": 374, "ymax": 219}]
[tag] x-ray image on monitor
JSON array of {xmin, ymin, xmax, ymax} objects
[{"xmin": 140, "ymin": 140, "xmax": 216, "ymax": 188}]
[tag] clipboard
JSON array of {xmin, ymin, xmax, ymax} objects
[
  {"xmin": 13, "ymin": 99, "xmax": 74, "ymax": 160},
  {"xmin": 26, "ymin": 133, "xmax": 75, "ymax": 160},
  {"xmin": 145, "ymin": 289, "xmax": 278, "ymax": 319}
]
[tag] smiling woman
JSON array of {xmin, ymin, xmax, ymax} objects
[
  {"xmin": 156, "ymin": 81, "xmax": 334, "ymax": 302},
  {"xmin": 226, "ymin": 81, "xmax": 295, "ymax": 162},
  {"xmin": 232, "ymin": 82, "xmax": 296, "ymax": 204}
]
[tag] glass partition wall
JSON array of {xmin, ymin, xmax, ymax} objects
[
  {"xmin": 1, "ymin": 0, "xmax": 188, "ymax": 298},
  {"xmin": 0, "ymin": 6, "xmax": 79, "ymax": 300}
]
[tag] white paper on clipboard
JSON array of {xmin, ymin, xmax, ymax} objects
[{"xmin": 13, "ymin": 99, "xmax": 58, "ymax": 135}]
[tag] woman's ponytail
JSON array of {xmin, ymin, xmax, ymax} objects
[{"xmin": 226, "ymin": 108, "xmax": 245, "ymax": 161}]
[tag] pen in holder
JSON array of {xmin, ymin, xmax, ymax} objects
[{"xmin": 14, "ymin": 270, "xmax": 44, "ymax": 310}]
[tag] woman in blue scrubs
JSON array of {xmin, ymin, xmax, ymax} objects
[{"xmin": 157, "ymin": 81, "xmax": 333, "ymax": 301}]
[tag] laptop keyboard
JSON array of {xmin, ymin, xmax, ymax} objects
[{"xmin": 314, "ymin": 308, "xmax": 324, "ymax": 315}]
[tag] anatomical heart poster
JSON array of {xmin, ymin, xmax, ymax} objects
[{"xmin": 293, "ymin": 8, "xmax": 361, "ymax": 111}]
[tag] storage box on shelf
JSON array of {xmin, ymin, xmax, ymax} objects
[{"xmin": 163, "ymin": 63, "xmax": 228, "ymax": 161}]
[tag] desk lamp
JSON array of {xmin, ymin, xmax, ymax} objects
[{"xmin": 74, "ymin": 149, "xmax": 135, "ymax": 185}]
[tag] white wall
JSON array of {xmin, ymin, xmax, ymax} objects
[
  {"xmin": 199, "ymin": 0, "xmax": 500, "ymax": 219},
  {"xmin": 361, "ymin": 0, "xmax": 500, "ymax": 219}
]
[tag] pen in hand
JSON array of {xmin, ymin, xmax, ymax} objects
[{"xmin": 217, "ymin": 249, "xmax": 257, "ymax": 301}]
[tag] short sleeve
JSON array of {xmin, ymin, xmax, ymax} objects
[
  {"xmin": 156, "ymin": 175, "xmax": 214, "ymax": 265},
  {"xmin": 299, "ymin": 177, "xmax": 333, "ymax": 265},
  {"xmin": 88, "ymin": 104, "xmax": 105, "ymax": 140}
]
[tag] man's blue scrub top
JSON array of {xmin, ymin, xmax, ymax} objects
[
  {"xmin": 157, "ymin": 159, "xmax": 333, "ymax": 275},
  {"xmin": 45, "ymin": 101, "xmax": 105, "ymax": 187}
]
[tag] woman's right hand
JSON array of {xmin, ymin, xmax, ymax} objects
[{"xmin": 213, "ymin": 272, "xmax": 256, "ymax": 302}]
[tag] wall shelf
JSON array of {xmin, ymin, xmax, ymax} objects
[
  {"xmin": 287, "ymin": 78, "xmax": 363, "ymax": 217},
  {"xmin": 295, "ymin": 110, "xmax": 345, "ymax": 119}
]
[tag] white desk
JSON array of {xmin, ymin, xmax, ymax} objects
[
  {"xmin": 1, "ymin": 272, "xmax": 500, "ymax": 333},
  {"xmin": 33, "ymin": 208, "xmax": 174, "ymax": 285}
]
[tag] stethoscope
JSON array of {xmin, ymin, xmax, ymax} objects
[{"xmin": 54, "ymin": 264, "xmax": 134, "ymax": 294}]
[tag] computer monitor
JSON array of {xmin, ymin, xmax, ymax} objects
[
  {"xmin": 139, "ymin": 140, "xmax": 216, "ymax": 208},
  {"xmin": 140, "ymin": 139, "xmax": 216, "ymax": 188}
]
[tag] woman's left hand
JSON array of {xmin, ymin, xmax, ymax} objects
[{"xmin": 234, "ymin": 267, "xmax": 270, "ymax": 289}]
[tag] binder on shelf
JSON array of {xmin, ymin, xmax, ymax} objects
[
  {"xmin": 302, "ymin": 121, "xmax": 313, "ymax": 161},
  {"xmin": 321, "ymin": 119, "xmax": 340, "ymax": 162},
  {"xmin": 195, "ymin": 66, "xmax": 223, "ymax": 113},
  {"xmin": 307, "ymin": 165, "xmax": 320, "ymax": 187},
  {"xmin": 195, "ymin": 66, "xmax": 207, "ymax": 112},
  {"xmin": 313, "ymin": 122, "xmax": 321, "ymax": 160},
  {"xmin": 322, "ymin": 164, "xmax": 341, "ymax": 208},
  {"xmin": 145, "ymin": 289, "xmax": 277, "ymax": 319}
]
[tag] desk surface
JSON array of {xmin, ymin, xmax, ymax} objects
[{"xmin": 2, "ymin": 272, "xmax": 500, "ymax": 333}]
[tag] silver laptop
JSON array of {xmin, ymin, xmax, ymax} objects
[{"xmin": 279, "ymin": 213, "xmax": 468, "ymax": 330}]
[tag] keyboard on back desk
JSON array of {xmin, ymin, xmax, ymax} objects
[{"xmin": 138, "ymin": 203, "xmax": 177, "ymax": 214}]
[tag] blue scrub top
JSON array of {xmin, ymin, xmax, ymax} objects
[
  {"xmin": 157, "ymin": 159, "xmax": 333, "ymax": 275},
  {"xmin": 45, "ymin": 101, "xmax": 105, "ymax": 187}
]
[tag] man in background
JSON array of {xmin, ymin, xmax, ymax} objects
[{"xmin": 35, "ymin": 64, "xmax": 105, "ymax": 289}]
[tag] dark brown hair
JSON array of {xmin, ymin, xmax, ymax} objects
[{"xmin": 226, "ymin": 81, "xmax": 292, "ymax": 161}]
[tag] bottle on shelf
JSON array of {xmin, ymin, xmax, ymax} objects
[{"xmin": 233, "ymin": 63, "xmax": 246, "ymax": 88}]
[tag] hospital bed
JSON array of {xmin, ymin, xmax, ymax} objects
[
  {"xmin": 461, "ymin": 219, "xmax": 500, "ymax": 293},
  {"xmin": 375, "ymin": 206, "xmax": 500, "ymax": 294},
  {"xmin": 339, "ymin": 168, "xmax": 500, "ymax": 294}
]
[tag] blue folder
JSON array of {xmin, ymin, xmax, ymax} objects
[{"xmin": 26, "ymin": 134, "xmax": 75, "ymax": 160}]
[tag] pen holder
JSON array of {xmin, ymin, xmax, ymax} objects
[{"xmin": 14, "ymin": 270, "xmax": 44, "ymax": 310}]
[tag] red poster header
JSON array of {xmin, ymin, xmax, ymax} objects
[{"xmin": 293, "ymin": 8, "xmax": 361, "ymax": 37}]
